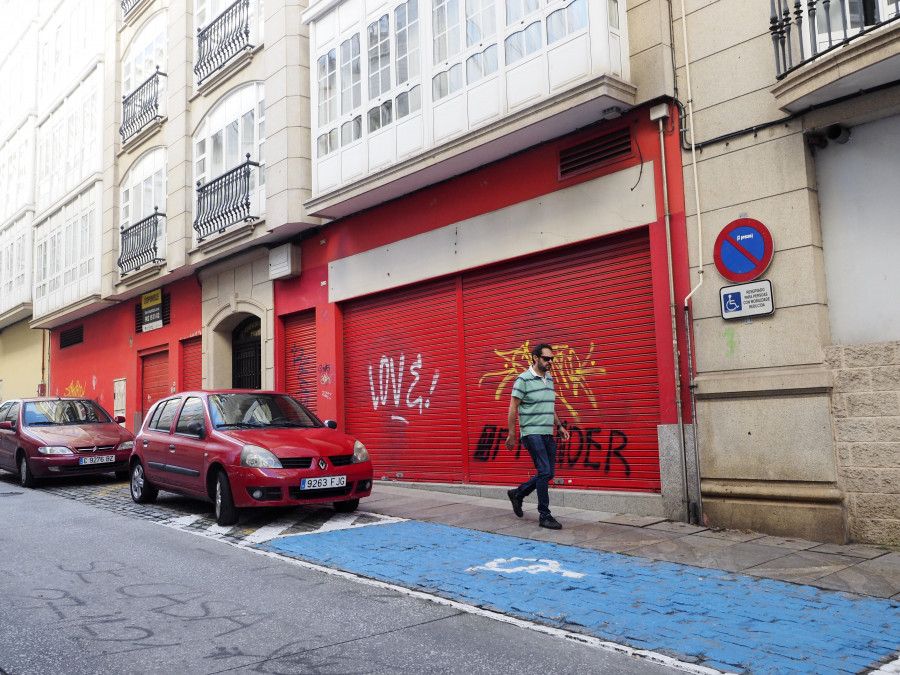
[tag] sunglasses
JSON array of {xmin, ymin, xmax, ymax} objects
[{"xmin": 538, "ymin": 355, "xmax": 554, "ymax": 362}]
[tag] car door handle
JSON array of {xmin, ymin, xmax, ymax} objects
[
  {"xmin": 169, "ymin": 444, "xmax": 176, "ymax": 451},
  {"xmin": 143, "ymin": 440, "xmax": 148, "ymax": 447}
]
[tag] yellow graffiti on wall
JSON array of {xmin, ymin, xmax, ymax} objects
[
  {"xmin": 64, "ymin": 380, "xmax": 86, "ymax": 397},
  {"xmin": 477, "ymin": 341, "xmax": 606, "ymax": 418}
]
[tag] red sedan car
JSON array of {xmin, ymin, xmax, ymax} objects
[
  {"xmin": 129, "ymin": 390, "xmax": 373, "ymax": 525},
  {"xmin": 0, "ymin": 397, "xmax": 134, "ymax": 487}
]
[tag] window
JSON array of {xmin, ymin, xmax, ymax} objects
[
  {"xmin": 368, "ymin": 101, "xmax": 393, "ymax": 132},
  {"xmin": 340, "ymin": 34, "xmax": 361, "ymax": 113},
  {"xmin": 547, "ymin": 0, "xmax": 587, "ymax": 44},
  {"xmin": 121, "ymin": 148, "xmax": 167, "ymax": 229},
  {"xmin": 123, "ymin": 13, "xmax": 167, "ymax": 95},
  {"xmin": 466, "ymin": 44, "xmax": 498, "ymax": 83},
  {"xmin": 175, "ymin": 397, "xmax": 205, "ymax": 435},
  {"xmin": 59, "ymin": 325, "xmax": 84, "ymax": 349},
  {"xmin": 432, "ymin": 63, "xmax": 463, "ymax": 100},
  {"xmin": 317, "ymin": 128, "xmax": 339, "ymax": 157},
  {"xmin": 150, "ymin": 398, "xmax": 179, "ymax": 432},
  {"xmin": 505, "ymin": 0, "xmax": 537, "ymax": 25},
  {"xmin": 608, "ymin": 0, "xmax": 619, "ymax": 29},
  {"xmin": 396, "ymin": 85, "xmax": 421, "ymax": 119},
  {"xmin": 317, "ymin": 49, "xmax": 338, "ymax": 126},
  {"xmin": 368, "ymin": 15, "xmax": 391, "ymax": 99},
  {"xmin": 465, "ymin": 0, "xmax": 495, "ymax": 46},
  {"xmin": 341, "ymin": 116, "xmax": 362, "ymax": 144},
  {"xmin": 433, "ymin": 0, "xmax": 461, "ymax": 63},
  {"xmin": 504, "ymin": 21, "xmax": 541, "ymax": 64},
  {"xmin": 194, "ymin": 83, "xmax": 265, "ymax": 187},
  {"xmin": 395, "ymin": 0, "xmax": 420, "ymax": 85}
]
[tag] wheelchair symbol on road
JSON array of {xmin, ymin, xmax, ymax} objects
[
  {"xmin": 467, "ymin": 557, "xmax": 585, "ymax": 578},
  {"xmin": 723, "ymin": 293, "xmax": 742, "ymax": 313}
]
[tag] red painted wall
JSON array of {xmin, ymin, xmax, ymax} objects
[
  {"xmin": 276, "ymin": 102, "xmax": 691, "ymax": 426},
  {"xmin": 49, "ymin": 276, "xmax": 203, "ymax": 432}
]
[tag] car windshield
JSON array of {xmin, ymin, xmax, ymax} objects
[
  {"xmin": 208, "ymin": 393, "xmax": 320, "ymax": 429},
  {"xmin": 24, "ymin": 400, "xmax": 113, "ymax": 426}
]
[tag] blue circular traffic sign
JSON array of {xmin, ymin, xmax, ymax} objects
[{"xmin": 713, "ymin": 218, "xmax": 774, "ymax": 283}]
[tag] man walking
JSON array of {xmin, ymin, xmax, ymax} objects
[{"xmin": 505, "ymin": 342, "xmax": 570, "ymax": 529}]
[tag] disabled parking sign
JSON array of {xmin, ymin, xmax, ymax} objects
[
  {"xmin": 713, "ymin": 218, "xmax": 774, "ymax": 282},
  {"xmin": 720, "ymin": 280, "xmax": 774, "ymax": 320}
]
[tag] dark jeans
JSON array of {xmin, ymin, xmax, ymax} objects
[{"xmin": 515, "ymin": 434, "xmax": 557, "ymax": 519}]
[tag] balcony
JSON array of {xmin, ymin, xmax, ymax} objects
[
  {"xmin": 195, "ymin": 0, "xmax": 254, "ymax": 84},
  {"xmin": 120, "ymin": 67, "xmax": 167, "ymax": 144},
  {"xmin": 194, "ymin": 155, "xmax": 261, "ymax": 242},
  {"xmin": 118, "ymin": 208, "xmax": 165, "ymax": 275},
  {"xmin": 770, "ymin": 0, "xmax": 900, "ymax": 111}
]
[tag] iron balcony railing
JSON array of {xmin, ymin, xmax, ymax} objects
[
  {"xmin": 118, "ymin": 208, "xmax": 165, "ymax": 275},
  {"xmin": 771, "ymin": 0, "xmax": 900, "ymax": 78},
  {"xmin": 195, "ymin": 0, "xmax": 253, "ymax": 83},
  {"xmin": 194, "ymin": 155, "xmax": 260, "ymax": 241},
  {"xmin": 122, "ymin": 0, "xmax": 143, "ymax": 18},
  {"xmin": 120, "ymin": 67, "xmax": 167, "ymax": 143}
]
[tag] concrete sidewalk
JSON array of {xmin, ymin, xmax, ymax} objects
[{"xmin": 363, "ymin": 482, "xmax": 900, "ymax": 600}]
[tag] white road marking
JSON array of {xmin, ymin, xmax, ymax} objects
[
  {"xmin": 871, "ymin": 657, "xmax": 900, "ymax": 673},
  {"xmin": 242, "ymin": 514, "xmax": 299, "ymax": 544},
  {"xmin": 467, "ymin": 557, "xmax": 585, "ymax": 579},
  {"xmin": 166, "ymin": 514, "xmax": 202, "ymax": 527}
]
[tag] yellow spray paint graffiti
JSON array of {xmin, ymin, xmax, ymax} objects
[
  {"xmin": 477, "ymin": 341, "xmax": 606, "ymax": 418},
  {"xmin": 64, "ymin": 380, "xmax": 86, "ymax": 397}
]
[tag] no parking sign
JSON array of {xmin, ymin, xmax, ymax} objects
[{"xmin": 713, "ymin": 218, "xmax": 773, "ymax": 283}]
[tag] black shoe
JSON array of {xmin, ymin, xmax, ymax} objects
[
  {"xmin": 507, "ymin": 489, "xmax": 524, "ymax": 518},
  {"xmin": 539, "ymin": 516, "xmax": 562, "ymax": 530}
]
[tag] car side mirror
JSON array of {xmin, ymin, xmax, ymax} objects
[
  {"xmin": 0, "ymin": 421, "xmax": 12, "ymax": 431},
  {"xmin": 324, "ymin": 420, "xmax": 338, "ymax": 430},
  {"xmin": 187, "ymin": 421, "xmax": 206, "ymax": 439},
  {"xmin": 115, "ymin": 415, "xmax": 126, "ymax": 424}
]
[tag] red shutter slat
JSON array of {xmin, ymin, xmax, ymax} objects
[
  {"xmin": 284, "ymin": 311, "xmax": 318, "ymax": 414},
  {"xmin": 182, "ymin": 337, "xmax": 202, "ymax": 391},
  {"xmin": 142, "ymin": 351, "xmax": 169, "ymax": 416}
]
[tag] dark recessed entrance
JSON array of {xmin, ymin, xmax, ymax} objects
[{"xmin": 232, "ymin": 316, "xmax": 261, "ymax": 389}]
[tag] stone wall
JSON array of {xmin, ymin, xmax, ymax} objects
[{"xmin": 827, "ymin": 341, "xmax": 900, "ymax": 545}]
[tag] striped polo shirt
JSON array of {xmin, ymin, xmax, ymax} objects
[{"xmin": 511, "ymin": 367, "xmax": 556, "ymax": 437}]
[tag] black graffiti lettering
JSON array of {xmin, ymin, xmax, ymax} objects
[
  {"xmin": 582, "ymin": 428, "xmax": 603, "ymax": 470},
  {"xmin": 474, "ymin": 425, "xmax": 510, "ymax": 461},
  {"xmin": 290, "ymin": 344, "xmax": 312, "ymax": 406},
  {"xmin": 605, "ymin": 429, "xmax": 630, "ymax": 476}
]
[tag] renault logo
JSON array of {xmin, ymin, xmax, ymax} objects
[
  {"xmin": 91, "ymin": 446, "xmax": 98, "ymax": 453},
  {"xmin": 318, "ymin": 459, "xmax": 328, "ymax": 470}
]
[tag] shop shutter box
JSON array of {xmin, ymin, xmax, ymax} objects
[
  {"xmin": 463, "ymin": 231, "xmax": 661, "ymax": 492},
  {"xmin": 182, "ymin": 337, "xmax": 202, "ymax": 391},
  {"xmin": 342, "ymin": 278, "xmax": 463, "ymax": 482},
  {"xmin": 141, "ymin": 351, "xmax": 169, "ymax": 417},
  {"xmin": 284, "ymin": 311, "xmax": 318, "ymax": 414}
]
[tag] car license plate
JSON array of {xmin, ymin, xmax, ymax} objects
[
  {"xmin": 300, "ymin": 475, "xmax": 346, "ymax": 490},
  {"xmin": 79, "ymin": 455, "xmax": 115, "ymax": 465}
]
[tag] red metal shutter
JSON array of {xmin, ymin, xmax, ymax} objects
[
  {"xmin": 182, "ymin": 337, "xmax": 202, "ymax": 391},
  {"xmin": 463, "ymin": 231, "xmax": 661, "ymax": 492},
  {"xmin": 342, "ymin": 278, "xmax": 463, "ymax": 482},
  {"xmin": 284, "ymin": 310, "xmax": 317, "ymax": 414},
  {"xmin": 142, "ymin": 351, "xmax": 169, "ymax": 417}
]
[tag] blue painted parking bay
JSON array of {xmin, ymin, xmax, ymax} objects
[{"xmin": 261, "ymin": 521, "xmax": 900, "ymax": 674}]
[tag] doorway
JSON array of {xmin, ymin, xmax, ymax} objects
[{"xmin": 232, "ymin": 316, "xmax": 261, "ymax": 389}]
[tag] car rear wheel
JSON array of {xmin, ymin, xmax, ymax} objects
[
  {"xmin": 214, "ymin": 470, "xmax": 238, "ymax": 526},
  {"xmin": 130, "ymin": 461, "xmax": 158, "ymax": 503},
  {"xmin": 333, "ymin": 498, "xmax": 359, "ymax": 513},
  {"xmin": 18, "ymin": 454, "xmax": 35, "ymax": 488}
]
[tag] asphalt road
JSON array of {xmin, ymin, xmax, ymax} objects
[{"xmin": 0, "ymin": 477, "xmax": 684, "ymax": 675}]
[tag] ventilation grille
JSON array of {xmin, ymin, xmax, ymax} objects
[
  {"xmin": 134, "ymin": 293, "xmax": 171, "ymax": 332},
  {"xmin": 60, "ymin": 325, "xmax": 84, "ymax": 349},
  {"xmin": 559, "ymin": 127, "xmax": 633, "ymax": 179}
]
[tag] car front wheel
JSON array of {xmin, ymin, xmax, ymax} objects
[
  {"xmin": 333, "ymin": 498, "xmax": 359, "ymax": 513},
  {"xmin": 214, "ymin": 470, "xmax": 238, "ymax": 526},
  {"xmin": 18, "ymin": 454, "xmax": 35, "ymax": 488},
  {"xmin": 130, "ymin": 461, "xmax": 158, "ymax": 504}
]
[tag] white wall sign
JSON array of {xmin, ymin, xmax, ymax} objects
[{"xmin": 720, "ymin": 279, "xmax": 775, "ymax": 320}]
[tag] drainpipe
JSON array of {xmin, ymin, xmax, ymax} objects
[
  {"xmin": 652, "ymin": 104, "xmax": 689, "ymax": 523},
  {"xmin": 679, "ymin": 0, "xmax": 704, "ymax": 524}
]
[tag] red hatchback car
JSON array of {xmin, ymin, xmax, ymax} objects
[
  {"xmin": 129, "ymin": 390, "xmax": 373, "ymax": 525},
  {"xmin": 0, "ymin": 397, "xmax": 134, "ymax": 487}
]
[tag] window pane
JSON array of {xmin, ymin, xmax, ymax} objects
[
  {"xmin": 505, "ymin": 33, "xmax": 523, "ymax": 64},
  {"xmin": 524, "ymin": 21, "xmax": 541, "ymax": 53},
  {"xmin": 368, "ymin": 106, "xmax": 381, "ymax": 132},
  {"xmin": 317, "ymin": 134, "xmax": 330, "ymax": 156},
  {"xmin": 397, "ymin": 91, "xmax": 410, "ymax": 118},
  {"xmin": 547, "ymin": 8, "xmax": 566, "ymax": 43},
  {"xmin": 226, "ymin": 119, "xmax": 239, "ymax": 168},
  {"xmin": 608, "ymin": 0, "xmax": 619, "ymax": 28},
  {"xmin": 212, "ymin": 129, "xmax": 223, "ymax": 174},
  {"xmin": 484, "ymin": 44, "xmax": 498, "ymax": 74},
  {"xmin": 569, "ymin": 0, "xmax": 587, "ymax": 32},
  {"xmin": 241, "ymin": 110, "xmax": 255, "ymax": 160},
  {"xmin": 410, "ymin": 85, "xmax": 421, "ymax": 112}
]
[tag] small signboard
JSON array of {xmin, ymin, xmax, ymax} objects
[
  {"xmin": 720, "ymin": 279, "xmax": 775, "ymax": 320},
  {"xmin": 142, "ymin": 289, "xmax": 163, "ymax": 332},
  {"xmin": 713, "ymin": 218, "xmax": 774, "ymax": 283}
]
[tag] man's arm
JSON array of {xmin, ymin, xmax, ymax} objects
[
  {"xmin": 553, "ymin": 410, "xmax": 571, "ymax": 442},
  {"xmin": 505, "ymin": 396, "xmax": 521, "ymax": 450}
]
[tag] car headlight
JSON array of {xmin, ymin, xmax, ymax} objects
[
  {"xmin": 118, "ymin": 441, "xmax": 134, "ymax": 452},
  {"xmin": 37, "ymin": 446, "xmax": 73, "ymax": 455},
  {"xmin": 352, "ymin": 440, "xmax": 369, "ymax": 464},
  {"xmin": 241, "ymin": 445, "xmax": 283, "ymax": 469}
]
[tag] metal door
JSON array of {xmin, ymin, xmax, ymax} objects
[
  {"xmin": 141, "ymin": 351, "xmax": 169, "ymax": 418},
  {"xmin": 182, "ymin": 337, "xmax": 202, "ymax": 391},
  {"xmin": 283, "ymin": 311, "xmax": 317, "ymax": 413}
]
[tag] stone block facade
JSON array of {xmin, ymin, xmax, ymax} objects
[{"xmin": 827, "ymin": 341, "xmax": 900, "ymax": 545}]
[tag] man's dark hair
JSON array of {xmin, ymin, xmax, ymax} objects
[{"xmin": 531, "ymin": 343, "xmax": 554, "ymax": 362}]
